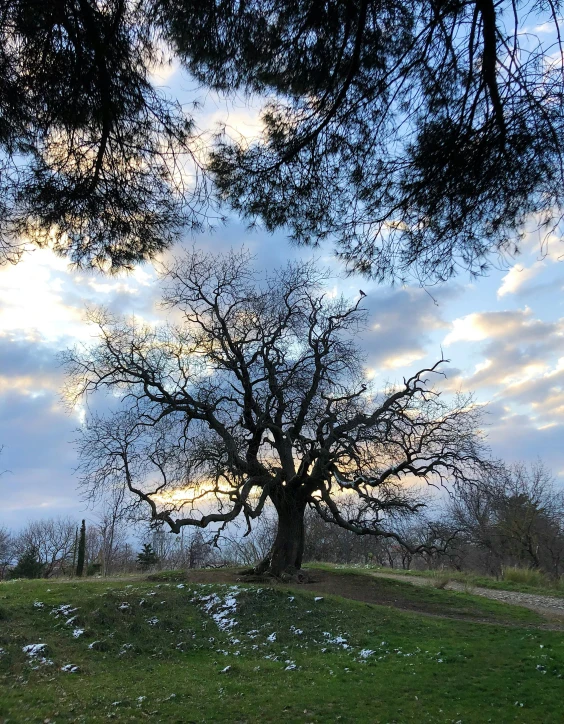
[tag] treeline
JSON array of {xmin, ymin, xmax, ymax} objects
[
  {"xmin": 2, "ymin": 461, "xmax": 563, "ymax": 581},
  {"xmin": 0, "ymin": 518, "xmax": 219, "ymax": 580}
]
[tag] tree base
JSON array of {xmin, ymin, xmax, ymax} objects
[{"xmin": 239, "ymin": 560, "xmax": 312, "ymax": 583}]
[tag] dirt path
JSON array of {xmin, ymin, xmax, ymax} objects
[
  {"xmin": 178, "ymin": 567, "xmax": 564, "ymax": 628},
  {"xmin": 366, "ymin": 570, "xmax": 564, "ymax": 620}
]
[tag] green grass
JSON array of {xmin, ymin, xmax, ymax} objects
[
  {"xmin": 318, "ymin": 562, "xmax": 564, "ymax": 598},
  {"xmin": 1, "ymin": 574, "xmax": 563, "ymax": 723}
]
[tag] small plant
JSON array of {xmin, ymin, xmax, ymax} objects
[
  {"xmin": 431, "ymin": 575, "xmax": 450, "ymax": 589},
  {"xmin": 137, "ymin": 543, "xmax": 159, "ymax": 570}
]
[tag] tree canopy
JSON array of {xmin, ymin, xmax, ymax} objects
[
  {"xmin": 1, "ymin": 0, "xmax": 563, "ymax": 278},
  {"xmin": 65, "ymin": 249, "xmax": 490, "ymax": 576}
]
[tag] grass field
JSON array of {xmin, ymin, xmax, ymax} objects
[{"xmin": 1, "ymin": 569, "xmax": 563, "ymax": 723}]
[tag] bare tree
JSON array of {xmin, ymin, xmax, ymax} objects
[
  {"xmin": 444, "ymin": 460, "xmax": 564, "ymax": 576},
  {"xmin": 65, "ymin": 249, "xmax": 490, "ymax": 577},
  {"xmin": 13, "ymin": 517, "xmax": 77, "ymax": 578},
  {"xmin": 0, "ymin": 525, "xmax": 12, "ymax": 580},
  {"xmin": 94, "ymin": 487, "xmax": 130, "ymax": 576}
]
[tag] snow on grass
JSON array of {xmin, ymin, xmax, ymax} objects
[
  {"xmin": 22, "ymin": 643, "xmax": 53, "ymax": 668},
  {"xmin": 72, "ymin": 628, "xmax": 85, "ymax": 638},
  {"xmin": 61, "ymin": 664, "xmax": 79, "ymax": 673},
  {"xmin": 50, "ymin": 604, "xmax": 77, "ymax": 619},
  {"xmin": 323, "ymin": 632, "xmax": 350, "ymax": 649},
  {"xmin": 193, "ymin": 586, "xmax": 241, "ymax": 632}
]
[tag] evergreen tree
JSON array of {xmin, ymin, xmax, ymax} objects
[
  {"xmin": 76, "ymin": 520, "xmax": 86, "ymax": 577},
  {"xmin": 10, "ymin": 546, "xmax": 44, "ymax": 579},
  {"xmin": 137, "ymin": 543, "xmax": 159, "ymax": 570}
]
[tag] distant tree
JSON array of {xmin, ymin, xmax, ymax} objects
[
  {"xmin": 137, "ymin": 543, "xmax": 159, "ymax": 570},
  {"xmin": 10, "ymin": 546, "xmax": 44, "ymax": 579},
  {"xmin": 67, "ymin": 249, "xmax": 490, "ymax": 577},
  {"xmin": 95, "ymin": 487, "xmax": 129, "ymax": 576},
  {"xmin": 76, "ymin": 520, "xmax": 86, "ymax": 577},
  {"xmin": 0, "ymin": 526, "xmax": 12, "ymax": 580},
  {"xmin": 13, "ymin": 517, "xmax": 77, "ymax": 578},
  {"xmin": 444, "ymin": 461, "xmax": 564, "ymax": 576}
]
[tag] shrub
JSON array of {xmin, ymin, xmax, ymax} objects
[
  {"xmin": 501, "ymin": 566, "xmax": 549, "ymax": 588},
  {"xmin": 10, "ymin": 547, "xmax": 44, "ymax": 579}
]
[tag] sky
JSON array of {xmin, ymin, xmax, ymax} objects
[{"xmin": 1, "ymin": 53, "xmax": 564, "ymax": 530}]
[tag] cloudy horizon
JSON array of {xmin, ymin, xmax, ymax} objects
[{"xmin": 0, "ymin": 214, "xmax": 563, "ymax": 530}]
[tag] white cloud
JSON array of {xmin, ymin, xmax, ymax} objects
[
  {"xmin": 497, "ymin": 261, "xmax": 544, "ymax": 297},
  {"xmin": 443, "ymin": 313, "xmax": 489, "ymax": 345}
]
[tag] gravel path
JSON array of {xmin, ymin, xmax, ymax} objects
[{"xmin": 368, "ymin": 571, "xmax": 564, "ymax": 620}]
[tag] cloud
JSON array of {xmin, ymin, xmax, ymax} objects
[
  {"xmin": 497, "ymin": 261, "xmax": 545, "ymax": 297},
  {"xmin": 360, "ymin": 285, "xmax": 459, "ymax": 373}
]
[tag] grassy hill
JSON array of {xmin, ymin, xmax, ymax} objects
[{"xmin": 1, "ymin": 569, "xmax": 563, "ymax": 723}]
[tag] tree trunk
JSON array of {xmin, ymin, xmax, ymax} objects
[{"xmin": 258, "ymin": 492, "xmax": 307, "ymax": 577}]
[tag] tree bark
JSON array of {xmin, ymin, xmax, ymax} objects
[{"xmin": 259, "ymin": 491, "xmax": 307, "ymax": 577}]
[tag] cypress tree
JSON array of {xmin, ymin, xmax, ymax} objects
[{"xmin": 76, "ymin": 520, "xmax": 86, "ymax": 577}]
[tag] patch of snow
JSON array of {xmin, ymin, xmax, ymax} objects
[
  {"xmin": 51, "ymin": 604, "xmax": 77, "ymax": 619},
  {"xmin": 72, "ymin": 629, "xmax": 84, "ymax": 638},
  {"xmin": 176, "ymin": 584, "xmax": 185, "ymax": 589},
  {"xmin": 323, "ymin": 633, "xmax": 349, "ymax": 648},
  {"xmin": 147, "ymin": 617, "xmax": 159, "ymax": 626},
  {"xmin": 358, "ymin": 649, "xmax": 375, "ymax": 659},
  {"xmin": 195, "ymin": 590, "xmax": 240, "ymax": 631},
  {"xmin": 61, "ymin": 664, "xmax": 79, "ymax": 673},
  {"xmin": 22, "ymin": 643, "xmax": 53, "ymax": 667},
  {"xmin": 267, "ymin": 632, "xmax": 277, "ymax": 643},
  {"xmin": 88, "ymin": 641, "xmax": 100, "ymax": 650},
  {"xmin": 118, "ymin": 603, "xmax": 130, "ymax": 611},
  {"xmin": 33, "ymin": 601, "xmax": 44, "ymax": 608},
  {"xmin": 290, "ymin": 627, "xmax": 303, "ymax": 635},
  {"xmin": 314, "ymin": 597, "xmax": 324, "ymax": 602},
  {"xmin": 22, "ymin": 643, "xmax": 47, "ymax": 656},
  {"xmin": 220, "ymin": 665, "xmax": 231, "ymax": 673}
]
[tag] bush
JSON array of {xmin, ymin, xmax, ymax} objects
[
  {"xmin": 9, "ymin": 547, "xmax": 44, "ymax": 579},
  {"xmin": 501, "ymin": 566, "xmax": 549, "ymax": 588},
  {"xmin": 86, "ymin": 562, "xmax": 102, "ymax": 576}
]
